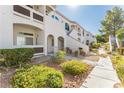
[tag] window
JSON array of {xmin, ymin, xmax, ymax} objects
[
  {"xmin": 17, "ymin": 36, "xmax": 33, "ymax": 45},
  {"xmin": 17, "ymin": 32, "xmax": 34, "ymax": 45},
  {"xmin": 78, "ymin": 28, "xmax": 80, "ymax": 31},
  {"xmin": 65, "ymin": 23, "xmax": 70, "ymax": 31},
  {"xmin": 78, "ymin": 38, "xmax": 81, "ymax": 41},
  {"xmin": 82, "ymin": 31, "xmax": 84, "ymax": 36},
  {"xmin": 55, "ymin": 16, "xmax": 59, "ymax": 21},
  {"xmin": 51, "ymin": 15, "xmax": 54, "ymax": 18},
  {"xmin": 86, "ymin": 40, "xmax": 89, "ymax": 45},
  {"xmin": 87, "ymin": 34, "xmax": 89, "ymax": 36}
]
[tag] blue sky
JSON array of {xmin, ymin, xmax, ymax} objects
[{"xmin": 57, "ymin": 5, "xmax": 114, "ymax": 35}]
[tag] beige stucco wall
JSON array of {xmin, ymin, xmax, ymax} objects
[{"xmin": 13, "ymin": 24, "xmax": 44, "ymax": 46}]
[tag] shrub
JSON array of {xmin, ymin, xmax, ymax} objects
[
  {"xmin": 51, "ymin": 51, "xmax": 66, "ymax": 63},
  {"xmin": 117, "ymin": 66, "xmax": 124, "ymax": 86},
  {"xmin": 60, "ymin": 60, "xmax": 88, "ymax": 76},
  {"xmin": 100, "ymin": 54, "xmax": 108, "ymax": 58},
  {"xmin": 55, "ymin": 50, "xmax": 66, "ymax": 59},
  {"xmin": 0, "ymin": 58, "xmax": 5, "ymax": 66},
  {"xmin": 107, "ymin": 51, "xmax": 112, "ymax": 54},
  {"xmin": 0, "ymin": 48, "xmax": 34, "ymax": 67},
  {"xmin": 11, "ymin": 65, "xmax": 63, "ymax": 88},
  {"xmin": 111, "ymin": 55, "xmax": 124, "ymax": 86},
  {"xmin": 91, "ymin": 42, "xmax": 101, "ymax": 49},
  {"xmin": 117, "ymin": 48, "xmax": 124, "ymax": 55}
]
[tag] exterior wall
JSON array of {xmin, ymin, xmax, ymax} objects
[
  {"xmin": 66, "ymin": 35, "xmax": 89, "ymax": 54},
  {"xmin": 0, "ymin": 5, "xmax": 96, "ymax": 56},
  {"xmin": 13, "ymin": 24, "xmax": 44, "ymax": 46},
  {"xmin": 69, "ymin": 29, "xmax": 79, "ymax": 41},
  {"xmin": 13, "ymin": 6, "xmax": 44, "ymax": 30},
  {"xmin": 44, "ymin": 15, "xmax": 67, "ymax": 54},
  {"xmin": 0, "ymin": 6, "xmax": 13, "ymax": 49}
]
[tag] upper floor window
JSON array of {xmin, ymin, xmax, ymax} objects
[
  {"xmin": 86, "ymin": 40, "xmax": 89, "ymax": 45},
  {"xmin": 51, "ymin": 15, "xmax": 59, "ymax": 21},
  {"xmin": 87, "ymin": 34, "xmax": 89, "ymax": 36},
  {"xmin": 51, "ymin": 15, "xmax": 54, "ymax": 18},
  {"xmin": 78, "ymin": 27, "xmax": 80, "ymax": 31},
  {"xmin": 65, "ymin": 23, "xmax": 70, "ymax": 31},
  {"xmin": 92, "ymin": 36, "xmax": 95, "ymax": 38},
  {"xmin": 55, "ymin": 16, "xmax": 59, "ymax": 21},
  {"xmin": 78, "ymin": 38, "xmax": 81, "ymax": 41}
]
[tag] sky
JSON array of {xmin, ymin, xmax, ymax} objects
[{"xmin": 57, "ymin": 5, "xmax": 116, "ymax": 35}]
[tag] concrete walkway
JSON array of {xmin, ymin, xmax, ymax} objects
[{"xmin": 81, "ymin": 48, "xmax": 121, "ymax": 88}]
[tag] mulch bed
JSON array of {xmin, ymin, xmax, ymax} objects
[
  {"xmin": 0, "ymin": 59, "xmax": 93, "ymax": 88},
  {"xmin": 0, "ymin": 67, "xmax": 17, "ymax": 88},
  {"xmin": 42, "ymin": 61, "xmax": 93, "ymax": 88}
]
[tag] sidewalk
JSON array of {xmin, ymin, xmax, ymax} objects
[{"xmin": 81, "ymin": 48, "xmax": 121, "ymax": 88}]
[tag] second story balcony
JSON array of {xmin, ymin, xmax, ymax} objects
[{"xmin": 13, "ymin": 5, "xmax": 44, "ymax": 23}]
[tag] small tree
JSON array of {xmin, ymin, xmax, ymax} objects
[
  {"xmin": 116, "ymin": 28, "xmax": 124, "ymax": 47},
  {"xmin": 99, "ymin": 7, "xmax": 124, "ymax": 51}
]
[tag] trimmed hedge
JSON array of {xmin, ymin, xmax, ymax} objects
[
  {"xmin": 0, "ymin": 48, "xmax": 34, "ymax": 67},
  {"xmin": 60, "ymin": 60, "xmax": 88, "ymax": 76},
  {"xmin": 11, "ymin": 65, "xmax": 63, "ymax": 88}
]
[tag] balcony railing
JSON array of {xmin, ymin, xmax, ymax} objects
[
  {"xmin": 13, "ymin": 5, "xmax": 44, "ymax": 22},
  {"xmin": 33, "ymin": 13, "xmax": 43, "ymax": 22},
  {"xmin": 14, "ymin": 5, "xmax": 30, "ymax": 17}
]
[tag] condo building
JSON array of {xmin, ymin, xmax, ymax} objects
[{"xmin": 0, "ymin": 5, "xmax": 96, "ymax": 56}]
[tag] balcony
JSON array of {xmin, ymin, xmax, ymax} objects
[
  {"xmin": 33, "ymin": 12, "xmax": 43, "ymax": 22},
  {"xmin": 13, "ymin": 5, "xmax": 44, "ymax": 23},
  {"xmin": 14, "ymin": 5, "xmax": 30, "ymax": 17}
]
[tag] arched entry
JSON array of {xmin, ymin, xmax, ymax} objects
[
  {"xmin": 58, "ymin": 36, "xmax": 64, "ymax": 51},
  {"xmin": 47, "ymin": 34, "xmax": 54, "ymax": 54}
]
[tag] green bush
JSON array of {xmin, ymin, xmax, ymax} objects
[
  {"xmin": 55, "ymin": 50, "xmax": 66, "ymax": 59},
  {"xmin": 107, "ymin": 51, "xmax": 112, "ymax": 54},
  {"xmin": 0, "ymin": 58, "xmax": 5, "ymax": 66},
  {"xmin": 52, "ymin": 51, "xmax": 66, "ymax": 63},
  {"xmin": 0, "ymin": 48, "xmax": 34, "ymax": 67},
  {"xmin": 111, "ymin": 55, "xmax": 124, "ymax": 86},
  {"xmin": 91, "ymin": 42, "xmax": 101, "ymax": 49},
  {"xmin": 117, "ymin": 47, "xmax": 124, "ymax": 55},
  {"xmin": 117, "ymin": 66, "xmax": 124, "ymax": 86},
  {"xmin": 60, "ymin": 60, "xmax": 88, "ymax": 76},
  {"xmin": 11, "ymin": 65, "xmax": 63, "ymax": 88},
  {"xmin": 100, "ymin": 54, "xmax": 108, "ymax": 58}
]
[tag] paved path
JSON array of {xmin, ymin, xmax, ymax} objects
[{"xmin": 81, "ymin": 48, "xmax": 121, "ymax": 88}]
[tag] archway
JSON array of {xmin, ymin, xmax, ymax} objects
[
  {"xmin": 47, "ymin": 34, "xmax": 54, "ymax": 54},
  {"xmin": 58, "ymin": 36, "xmax": 64, "ymax": 51}
]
